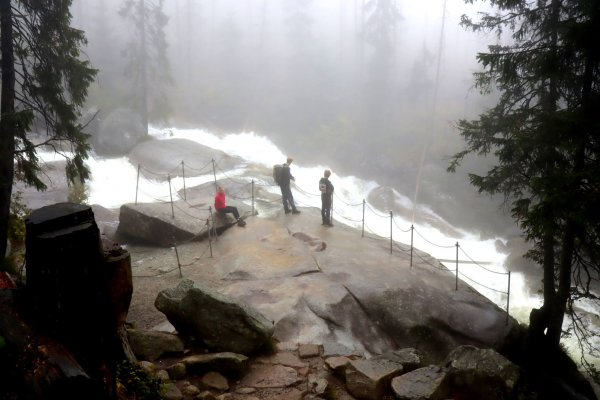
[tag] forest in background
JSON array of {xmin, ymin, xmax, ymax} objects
[{"xmin": 70, "ymin": 0, "xmax": 513, "ymax": 237}]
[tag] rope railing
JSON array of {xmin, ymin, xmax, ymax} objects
[
  {"xmin": 413, "ymin": 227, "xmax": 456, "ymax": 249},
  {"xmin": 131, "ymin": 219, "xmax": 214, "ymax": 278},
  {"xmin": 392, "ymin": 217, "xmax": 413, "ymax": 233},
  {"xmin": 458, "ymin": 246, "xmax": 507, "ymax": 275},
  {"xmin": 365, "ymin": 202, "xmax": 391, "ymax": 219},
  {"xmin": 332, "ymin": 208, "xmax": 363, "ymax": 224},
  {"xmin": 413, "ymin": 249, "xmax": 447, "ymax": 271},
  {"xmin": 128, "ymin": 156, "xmax": 513, "ymax": 324},
  {"xmin": 333, "ymin": 192, "xmax": 364, "ymax": 207},
  {"xmin": 295, "ymin": 185, "xmax": 322, "ymax": 198},
  {"xmin": 183, "ymin": 159, "xmax": 214, "ymax": 173}
]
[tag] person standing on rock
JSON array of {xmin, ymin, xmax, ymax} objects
[
  {"xmin": 319, "ymin": 169, "xmax": 334, "ymax": 226},
  {"xmin": 214, "ymin": 186, "xmax": 246, "ymax": 227},
  {"xmin": 280, "ymin": 157, "xmax": 300, "ymax": 215}
]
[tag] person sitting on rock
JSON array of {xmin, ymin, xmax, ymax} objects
[{"xmin": 214, "ymin": 186, "xmax": 246, "ymax": 227}]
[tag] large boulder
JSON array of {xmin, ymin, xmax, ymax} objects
[
  {"xmin": 444, "ymin": 345, "xmax": 523, "ymax": 400},
  {"xmin": 128, "ymin": 138, "xmax": 244, "ymax": 181},
  {"xmin": 117, "ymin": 198, "xmax": 250, "ymax": 246},
  {"xmin": 127, "ymin": 329, "xmax": 185, "ymax": 361},
  {"xmin": 117, "ymin": 202, "xmax": 211, "ymax": 246},
  {"xmin": 154, "ymin": 279, "xmax": 274, "ymax": 355},
  {"xmin": 92, "ymin": 107, "xmax": 145, "ymax": 156}
]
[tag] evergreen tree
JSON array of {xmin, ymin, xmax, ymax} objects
[
  {"xmin": 85, "ymin": 0, "xmax": 121, "ymax": 110},
  {"xmin": 120, "ymin": 0, "xmax": 172, "ymax": 133},
  {"xmin": 449, "ymin": 0, "xmax": 600, "ymax": 380},
  {"xmin": 362, "ymin": 0, "xmax": 400, "ymax": 53},
  {"xmin": 0, "ymin": 0, "xmax": 96, "ymax": 259},
  {"xmin": 360, "ymin": 0, "xmax": 401, "ymax": 154}
]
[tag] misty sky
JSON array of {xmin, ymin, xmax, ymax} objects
[{"xmin": 71, "ymin": 0, "xmax": 509, "ymax": 236}]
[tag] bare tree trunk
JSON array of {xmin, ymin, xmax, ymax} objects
[{"xmin": 0, "ymin": 0, "xmax": 15, "ymax": 259}]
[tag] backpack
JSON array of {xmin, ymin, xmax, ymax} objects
[
  {"xmin": 273, "ymin": 164, "xmax": 283, "ymax": 185},
  {"xmin": 319, "ymin": 182, "xmax": 327, "ymax": 193},
  {"xmin": 319, "ymin": 178, "xmax": 327, "ymax": 193}
]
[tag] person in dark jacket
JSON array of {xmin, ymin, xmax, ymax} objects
[
  {"xmin": 214, "ymin": 186, "xmax": 246, "ymax": 226},
  {"xmin": 319, "ymin": 169, "xmax": 334, "ymax": 226},
  {"xmin": 280, "ymin": 157, "xmax": 300, "ymax": 214}
]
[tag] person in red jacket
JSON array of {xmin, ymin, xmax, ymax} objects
[{"xmin": 215, "ymin": 186, "xmax": 246, "ymax": 227}]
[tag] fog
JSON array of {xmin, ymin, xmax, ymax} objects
[
  {"xmin": 63, "ymin": 1, "xmax": 600, "ymax": 374},
  {"xmin": 71, "ymin": 0, "xmax": 517, "ymax": 245}
]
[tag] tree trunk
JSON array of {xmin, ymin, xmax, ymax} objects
[
  {"xmin": 0, "ymin": 290, "xmax": 94, "ymax": 398},
  {"xmin": 547, "ymin": 222, "xmax": 574, "ymax": 345},
  {"xmin": 0, "ymin": 0, "xmax": 16, "ymax": 259},
  {"xmin": 540, "ymin": 0, "xmax": 565, "ymax": 350}
]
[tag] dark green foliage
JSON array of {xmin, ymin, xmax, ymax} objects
[
  {"xmin": 449, "ymin": 0, "xmax": 600, "ymax": 379},
  {"xmin": 2, "ymin": 191, "xmax": 29, "ymax": 274},
  {"xmin": 116, "ymin": 361, "xmax": 162, "ymax": 400},
  {"xmin": 12, "ymin": 0, "xmax": 97, "ymax": 189},
  {"xmin": 7, "ymin": 191, "xmax": 28, "ymax": 247},
  {"xmin": 0, "ymin": 0, "xmax": 96, "ymax": 260}
]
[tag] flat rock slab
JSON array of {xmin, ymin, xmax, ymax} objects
[
  {"xmin": 391, "ymin": 365, "xmax": 449, "ymax": 400},
  {"xmin": 182, "ymin": 352, "xmax": 249, "ymax": 377},
  {"xmin": 208, "ymin": 209, "xmax": 517, "ymax": 363},
  {"xmin": 118, "ymin": 202, "xmax": 210, "ymax": 246},
  {"xmin": 255, "ymin": 352, "xmax": 308, "ymax": 368},
  {"xmin": 238, "ymin": 364, "xmax": 302, "ymax": 388},
  {"xmin": 117, "ymin": 182, "xmax": 252, "ymax": 246},
  {"xmin": 345, "ymin": 358, "xmax": 404, "ymax": 400}
]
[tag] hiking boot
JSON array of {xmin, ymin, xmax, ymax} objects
[
  {"xmin": 292, "ymin": 210, "xmax": 301, "ymax": 214},
  {"xmin": 237, "ymin": 219, "xmax": 246, "ymax": 227},
  {"xmin": 284, "ymin": 209, "xmax": 291, "ymax": 214}
]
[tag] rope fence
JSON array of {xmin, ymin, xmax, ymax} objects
[{"xmin": 129, "ymin": 157, "xmax": 513, "ymax": 325}]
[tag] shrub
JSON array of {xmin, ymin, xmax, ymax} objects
[{"xmin": 116, "ymin": 361, "xmax": 162, "ymax": 400}]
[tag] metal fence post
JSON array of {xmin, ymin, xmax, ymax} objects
[
  {"xmin": 389, "ymin": 211, "xmax": 393, "ymax": 254},
  {"xmin": 361, "ymin": 199, "xmax": 365, "ymax": 238},
  {"xmin": 209, "ymin": 206, "xmax": 218, "ymax": 241},
  {"xmin": 181, "ymin": 160, "xmax": 187, "ymax": 201},
  {"xmin": 506, "ymin": 271, "xmax": 511, "ymax": 325},
  {"xmin": 207, "ymin": 219, "xmax": 213, "ymax": 258},
  {"xmin": 212, "ymin": 158, "xmax": 217, "ymax": 193},
  {"xmin": 410, "ymin": 224, "xmax": 414, "ymax": 268},
  {"xmin": 455, "ymin": 242, "xmax": 459, "ymax": 291},
  {"xmin": 173, "ymin": 237, "xmax": 182, "ymax": 278},
  {"xmin": 168, "ymin": 174, "xmax": 175, "ymax": 218},
  {"xmin": 135, "ymin": 164, "xmax": 140, "ymax": 205},
  {"xmin": 252, "ymin": 179, "xmax": 255, "ymax": 216}
]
